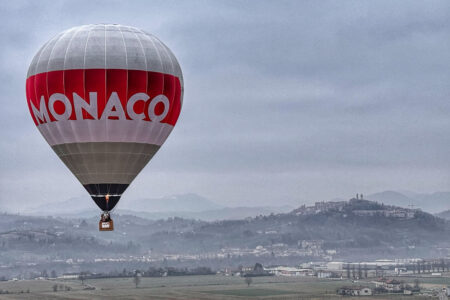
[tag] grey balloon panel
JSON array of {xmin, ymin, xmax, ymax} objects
[
  {"xmin": 27, "ymin": 24, "xmax": 183, "ymax": 87},
  {"xmin": 51, "ymin": 142, "xmax": 160, "ymax": 185}
]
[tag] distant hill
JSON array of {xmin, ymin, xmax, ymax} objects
[
  {"xmin": 27, "ymin": 193, "xmax": 221, "ymax": 215},
  {"xmin": 26, "ymin": 196, "xmax": 98, "ymax": 216},
  {"xmin": 436, "ymin": 210, "xmax": 450, "ymax": 220},
  {"xmin": 24, "ymin": 190, "xmax": 450, "ymax": 217},
  {"xmin": 367, "ymin": 191, "xmax": 450, "ymax": 213},
  {"xmin": 367, "ymin": 191, "xmax": 413, "ymax": 208},
  {"xmin": 115, "ymin": 205, "xmax": 293, "ymax": 221},
  {"xmin": 1, "ymin": 198, "xmax": 449, "ymax": 265},
  {"xmin": 26, "ymin": 193, "xmax": 292, "ymax": 220},
  {"xmin": 134, "ymin": 199, "xmax": 450, "ymax": 255},
  {"xmin": 121, "ymin": 193, "xmax": 224, "ymax": 212},
  {"xmin": 413, "ymin": 192, "xmax": 450, "ymax": 212}
]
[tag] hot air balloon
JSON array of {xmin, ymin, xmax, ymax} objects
[{"xmin": 25, "ymin": 24, "xmax": 183, "ymax": 230}]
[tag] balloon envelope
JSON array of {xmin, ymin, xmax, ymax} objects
[{"xmin": 26, "ymin": 24, "xmax": 183, "ymax": 211}]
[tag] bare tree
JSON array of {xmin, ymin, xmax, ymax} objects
[
  {"xmin": 133, "ymin": 273, "xmax": 141, "ymax": 288},
  {"xmin": 413, "ymin": 279, "xmax": 420, "ymax": 291},
  {"xmin": 79, "ymin": 275, "xmax": 85, "ymax": 285},
  {"xmin": 245, "ymin": 277, "xmax": 252, "ymax": 287}
]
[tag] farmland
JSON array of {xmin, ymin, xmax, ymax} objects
[{"xmin": 0, "ymin": 275, "xmax": 448, "ymax": 299}]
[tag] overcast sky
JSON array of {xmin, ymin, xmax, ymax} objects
[{"xmin": 1, "ymin": 0, "xmax": 449, "ymax": 211}]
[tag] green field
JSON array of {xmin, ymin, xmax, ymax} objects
[
  {"xmin": 394, "ymin": 276, "xmax": 450, "ymax": 286},
  {"xmin": 204, "ymin": 288, "xmax": 297, "ymax": 297},
  {"xmin": 0, "ymin": 275, "xmax": 447, "ymax": 299}
]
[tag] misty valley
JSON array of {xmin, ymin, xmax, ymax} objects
[{"xmin": 0, "ymin": 195, "xmax": 449, "ymax": 281}]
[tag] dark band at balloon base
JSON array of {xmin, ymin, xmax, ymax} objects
[{"xmin": 83, "ymin": 183, "xmax": 129, "ymax": 211}]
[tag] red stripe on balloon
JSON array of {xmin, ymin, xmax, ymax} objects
[
  {"xmin": 64, "ymin": 69, "xmax": 85, "ymax": 119},
  {"xmin": 127, "ymin": 70, "xmax": 147, "ymax": 117},
  {"xmin": 84, "ymin": 69, "xmax": 106, "ymax": 119},
  {"xmin": 106, "ymin": 69, "xmax": 127, "ymax": 119},
  {"xmin": 146, "ymin": 71, "xmax": 164, "ymax": 122},
  {"xmin": 26, "ymin": 69, "xmax": 182, "ymax": 126}
]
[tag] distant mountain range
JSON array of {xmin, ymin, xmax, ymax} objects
[
  {"xmin": 124, "ymin": 193, "xmax": 224, "ymax": 212},
  {"xmin": 115, "ymin": 206, "xmax": 293, "ymax": 221},
  {"xmin": 366, "ymin": 191, "xmax": 450, "ymax": 213},
  {"xmin": 23, "ymin": 190, "xmax": 449, "ymax": 220},
  {"xmin": 436, "ymin": 210, "xmax": 450, "ymax": 220},
  {"xmin": 26, "ymin": 195, "xmax": 98, "ymax": 217},
  {"xmin": 2, "ymin": 198, "xmax": 449, "ymax": 266},
  {"xmin": 26, "ymin": 193, "xmax": 293, "ymax": 221}
]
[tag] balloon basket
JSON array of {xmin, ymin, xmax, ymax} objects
[{"xmin": 99, "ymin": 219, "xmax": 114, "ymax": 231}]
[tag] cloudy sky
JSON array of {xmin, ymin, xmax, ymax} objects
[{"xmin": 1, "ymin": 0, "xmax": 449, "ymax": 211}]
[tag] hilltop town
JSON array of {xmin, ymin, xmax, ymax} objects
[
  {"xmin": 0, "ymin": 197, "xmax": 449, "ymax": 282},
  {"xmin": 294, "ymin": 195, "xmax": 418, "ymax": 219}
]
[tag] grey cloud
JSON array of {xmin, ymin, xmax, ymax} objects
[{"xmin": 0, "ymin": 0, "xmax": 449, "ymax": 211}]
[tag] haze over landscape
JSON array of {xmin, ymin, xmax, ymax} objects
[{"xmin": 20, "ymin": 190, "xmax": 450, "ymax": 219}]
